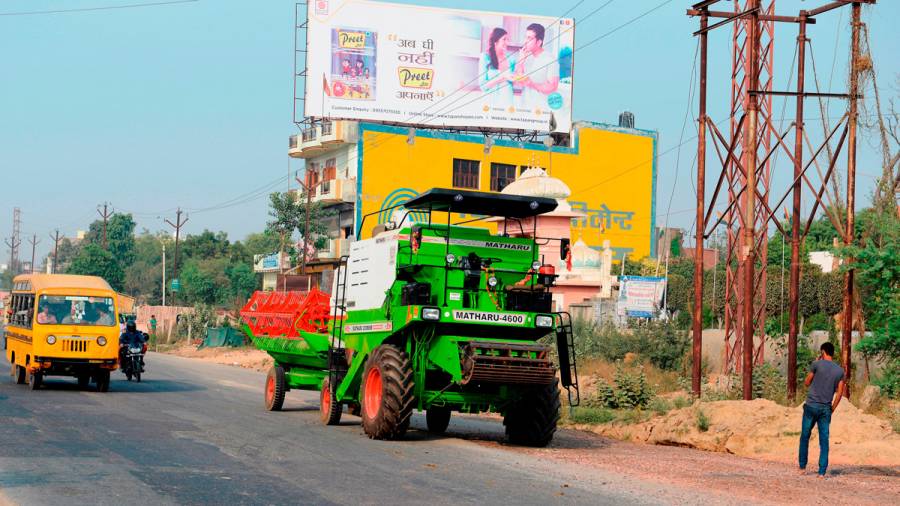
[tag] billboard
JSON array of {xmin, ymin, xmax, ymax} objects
[
  {"xmin": 305, "ymin": 0, "xmax": 575, "ymax": 133},
  {"xmin": 617, "ymin": 276, "xmax": 667, "ymax": 319}
]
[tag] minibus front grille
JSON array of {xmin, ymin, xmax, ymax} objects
[{"xmin": 62, "ymin": 339, "xmax": 90, "ymax": 353}]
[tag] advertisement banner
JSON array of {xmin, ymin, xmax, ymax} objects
[
  {"xmin": 617, "ymin": 276, "xmax": 666, "ymax": 319},
  {"xmin": 305, "ymin": 0, "xmax": 575, "ymax": 133}
]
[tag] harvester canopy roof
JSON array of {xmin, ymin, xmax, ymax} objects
[{"xmin": 403, "ymin": 188, "xmax": 558, "ymax": 218}]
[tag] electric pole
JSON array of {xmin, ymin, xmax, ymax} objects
[
  {"xmin": 49, "ymin": 230, "xmax": 62, "ymax": 274},
  {"xmin": 97, "ymin": 203, "xmax": 112, "ymax": 250},
  {"xmin": 4, "ymin": 208, "xmax": 22, "ymax": 276},
  {"xmin": 165, "ymin": 209, "xmax": 188, "ymax": 306},
  {"xmin": 28, "ymin": 234, "xmax": 40, "ymax": 274}
]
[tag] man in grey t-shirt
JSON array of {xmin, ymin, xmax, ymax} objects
[{"xmin": 799, "ymin": 342, "xmax": 845, "ymax": 477}]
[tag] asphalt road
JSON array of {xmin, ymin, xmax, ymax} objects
[{"xmin": 0, "ymin": 351, "xmax": 709, "ymax": 506}]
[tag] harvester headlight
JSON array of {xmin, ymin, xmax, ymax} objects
[
  {"xmin": 46, "ymin": 335, "xmax": 57, "ymax": 345},
  {"xmin": 445, "ymin": 253, "xmax": 456, "ymax": 265},
  {"xmin": 535, "ymin": 315, "xmax": 554, "ymax": 328},
  {"xmin": 422, "ymin": 307, "xmax": 441, "ymax": 321},
  {"xmin": 487, "ymin": 276, "xmax": 499, "ymax": 288},
  {"xmin": 531, "ymin": 261, "xmax": 541, "ymax": 271},
  {"xmin": 96, "ymin": 336, "xmax": 107, "ymax": 346}
]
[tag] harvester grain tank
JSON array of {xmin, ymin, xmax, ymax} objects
[{"xmin": 241, "ymin": 188, "xmax": 579, "ymax": 446}]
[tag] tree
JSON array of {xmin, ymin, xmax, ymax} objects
[
  {"xmin": 86, "ymin": 213, "xmax": 136, "ymax": 266},
  {"xmin": 54, "ymin": 237, "xmax": 82, "ymax": 273},
  {"xmin": 67, "ymin": 244, "xmax": 125, "ymax": 291},
  {"xmin": 267, "ymin": 191, "xmax": 330, "ymax": 258},
  {"xmin": 182, "ymin": 230, "xmax": 231, "ymax": 261},
  {"xmin": 226, "ymin": 262, "xmax": 258, "ymax": 303}
]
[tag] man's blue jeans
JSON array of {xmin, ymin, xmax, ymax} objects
[{"xmin": 799, "ymin": 402, "xmax": 832, "ymax": 475}]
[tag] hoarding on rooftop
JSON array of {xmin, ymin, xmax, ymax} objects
[{"xmin": 305, "ymin": 0, "xmax": 575, "ymax": 133}]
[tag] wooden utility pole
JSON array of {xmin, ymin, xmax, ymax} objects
[
  {"xmin": 165, "ymin": 209, "xmax": 188, "ymax": 306},
  {"xmin": 28, "ymin": 234, "xmax": 40, "ymax": 273},
  {"xmin": 841, "ymin": 1, "xmax": 862, "ymax": 398},
  {"xmin": 97, "ymin": 203, "xmax": 112, "ymax": 250},
  {"xmin": 49, "ymin": 230, "xmax": 62, "ymax": 274}
]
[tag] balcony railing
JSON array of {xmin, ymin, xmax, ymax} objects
[
  {"xmin": 289, "ymin": 135, "xmax": 299, "ymax": 149},
  {"xmin": 302, "ymin": 128, "xmax": 316, "ymax": 142},
  {"xmin": 321, "ymin": 121, "xmax": 333, "ymax": 136}
]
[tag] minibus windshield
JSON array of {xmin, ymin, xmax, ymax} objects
[{"xmin": 36, "ymin": 295, "xmax": 116, "ymax": 326}]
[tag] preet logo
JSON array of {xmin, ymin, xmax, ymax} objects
[
  {"xmin": 338, "ymin": 30, "xmax": 367, "ymax": 49},
  {"xmin": 398, "ymin": 67, "xmax": 434, "ymax": 89}
]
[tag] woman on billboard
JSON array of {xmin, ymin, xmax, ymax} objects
[{"xmin": 479, "ymin": 27, "xmax": 517, "ymax": 110}]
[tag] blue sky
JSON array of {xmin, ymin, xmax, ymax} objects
[{"xmin": 1, "ymin": 0, "xmax": 897, "ymax": 262}]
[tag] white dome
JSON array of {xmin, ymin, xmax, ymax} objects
[{"xmin": 501, "ymin": 167, "xmax": 571, "ymax": 200}]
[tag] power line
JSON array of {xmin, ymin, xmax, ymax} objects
[{"xmin": 0, "ymin": 0, "xmax": 198, "ymax": 17}]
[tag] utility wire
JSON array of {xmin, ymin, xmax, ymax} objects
[{"xmin": 0, "ymin": 0, "xmax": 198, "ymax": 17}]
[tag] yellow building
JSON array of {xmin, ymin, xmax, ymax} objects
[{"xmin": 289, "ymin": 120, "xmax": 657, "ymax": 263}]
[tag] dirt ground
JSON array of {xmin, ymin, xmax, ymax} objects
[
  {"xmin": 161, "ymin": 344, "xmax": 273, "ymax": 372},
  {"xmin": 575, "ymin": 398, "xmax": 900, "ymax": 467},
  {"xmin": 500, "ymin": 429, "xmax": 899, "ymax": 506}
]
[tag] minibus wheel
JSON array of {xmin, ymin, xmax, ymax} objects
[
  {"xmin": 13, "ymin": 364, "xmax": 26, "ymax": 385},
  {"xmin": 96, "ymin": 371, "xmax": 110, "ymax": 392},
  {"xmin": 28, "ymin": 371, "xmax": 43, "ymax": 390}
]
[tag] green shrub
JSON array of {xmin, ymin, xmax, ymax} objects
[
  {"xmin": 873, "ymin": 361, "xmax": 900, "ymax": 399},
  {"xmin": 672, "ymin": 395, "xmax": 692, "ymax": 409},
  {"xmin": 591, "ymin": 364, "xmax": 655, "ymax": 409},
  {"xmin": 635, "ymin": 322, "xmax": 690, "ymax": 371},
  {"xmin": 696, "ymin": 410, "xmax": 710, "ymax": 432},
  {"xmin": 753, "ymin": 362, "xmax": 787, "ymax": 403},
  {"xmin": 649, "ymin": 396, "xmax": 673, "ymax": 415},
  {"xmin": 804, "ymin": 313, "xmax": 833, "ymax": 332},
  {"xmin": 568, "ymin": 407, "xmax": 615, "ymax": 424}
]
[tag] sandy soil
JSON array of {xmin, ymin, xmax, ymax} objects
[
  {"xmin": 575, "ymin": 398, "xmax": 900, "ymax": 467},
  {"xmin": 161, "ymin": 344, "xmax": 273, "ymax": 372},
  {"xmin": 499, "ymin": 429, "xmax": 899, "ymax": 506}
]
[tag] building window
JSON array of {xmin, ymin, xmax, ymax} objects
[
  {"xmin": 490, "ymin": 163, "xmax": 517, "ymax": 192},
  {"xmin": 452, "ymin": 158, "xmax": 480, "ymax": 189},
  {"xmin": 324, "ymin": 158, "xmax": 337, "ymax": 180}
]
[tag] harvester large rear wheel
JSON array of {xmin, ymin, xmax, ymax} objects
[
  {"xmin": 425, "ymin": 407, "xmax": 451, "ymax": 434},
  {"xmin": 319, "ymin": 377, "xmax": 342, "ymax": 425},
  {"xmin": 361, "ymin": 344, "xmax": 414, "ymax": 440},
  {"xmin": 264, "ymin": 365, "xmax": 286, "ymax": 411},
  {"xmin": 503, "ymin": 380, "xmax": 560, "ymax": 447}
]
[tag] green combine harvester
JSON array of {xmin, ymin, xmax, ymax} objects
[{"xmin": 241, "ymin": 188, "xmax": 579, "ymax": 446}]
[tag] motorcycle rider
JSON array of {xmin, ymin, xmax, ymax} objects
[{"xmin": 119, "ymin": 320, "xmax": 147, "ymax": 372}]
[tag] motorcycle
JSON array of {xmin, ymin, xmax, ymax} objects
[{"xmin": 120, "ymin": 334, "xmax": 148, "ymax": 382}]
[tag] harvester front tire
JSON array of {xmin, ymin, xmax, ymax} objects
[
  {"xmin": 361, "ymin": 344, "xmax": 414, "ymax": 440},
  {"xmin": 265, "ymin": 366, "xmax": 286, "ymax": 411},
  {"xmin": 425, "ymin": 407, "xmax": 451, "ymax": 434},
  {"xmin": 319, "ymin": 377, "xmax": 342, "ymax": 425},
  {"xmin": 503, "ymin": 381, "xmax": 561, "ymax": 447}
]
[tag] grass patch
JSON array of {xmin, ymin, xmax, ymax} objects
[
  {"xmin": 649, "ymin": 397, "xmax": 673, "ymax": 415},
  {"xmin": 672, "ymin": 395, "xmax": 692, "ymax": 409},
  {"xmin": 696, "ymin": 410, "xmax": 710, "ymax": 432},
  {"xmin": 568, "ymin": 407, "xmax": 615, "ymax": 425}
]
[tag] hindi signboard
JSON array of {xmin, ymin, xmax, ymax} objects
[
  {"xmin": 305, "ymin": 0, "xmax": 575, "ymax": 133},
  {"xmin": 617, "ymin": 276, "xmax": 666, "ymax": 319}
]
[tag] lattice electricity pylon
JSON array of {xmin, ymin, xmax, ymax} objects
[{"xmin": 720, "ymin": 0, "xmax": 775, "ymax": 374}]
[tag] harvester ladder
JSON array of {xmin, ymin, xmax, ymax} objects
[
  {"xmin": 554, "ymin": 312, "xmax": 580, "ymax": 407},
  {"xmin": 328, "ymin": 255, "xmax": 350, "ymax": 389}
]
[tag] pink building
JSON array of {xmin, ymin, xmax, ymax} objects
[{"xmin": 494, "ymin": 167, "xmax": 612, "ymax": 311}]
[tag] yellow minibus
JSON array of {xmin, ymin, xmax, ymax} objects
[{"xmin": 5, "ymin": 274, "xmax": 120, "ymax": 391}]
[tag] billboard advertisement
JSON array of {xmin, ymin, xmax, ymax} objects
[
  {"xmin": 305, "ymin": 0, "xmax": 575, "ymax": 133},
  {"xmin": 616, "ymin": 276, "xmax": 667, "ymax": 319}
]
